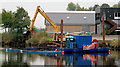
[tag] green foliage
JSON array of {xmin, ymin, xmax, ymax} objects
[
  {"xmin": 67, "ymin": 2, "xmax": 76, "ymax": 11},
  {"xmin": 32, "ymin": 26, "xmax": 37, "ymax": 32},
  {"xmin": 113, "ymin": 4, "xmax": 119, "ymax": 7},
  {"xmin": 105, "ymin": 26, "xmax": 110, "ymax": 34},
  {"xmin": 75, "ymin": 3, "xmax": 89, "ymax": 11},
  {"xmin": 112, "ymin": 2, "xmax": 120, "ymax": 7},
  {"xmin": 0, "ymin": 13, "xmax": 2, "ymax": 24},
  {"xmin": 88, "ymin": 7, "xmax": 93, "ymax": 11},
  {"xmin": 66, "ymin": 2, "xmax": 97, "ymax": 11},
  {"xmin": 14, "ymin": 7, "xmax": 30, "ymax": 33},
  {"xmin": 92, "ymin": 4, "xmax": 99, "ymax": 11},
  {"xmin": 2, "ymin": 31, "xmax": 26, "ymax": 45},
  {"xmin": 14, "ymin": 33, "xmax": 25, "ymax": 43},
  {"xmin": 119, "ymin": 2, "xmax": 120, "ymax": 7},
  {"xmin": 101, "ymin": 26, "xmax": 118, "ymax": 35},
  {"xmin": 47, "ymin": 38, "xmax": 53, "ymax": 41},
  {"xmin": 67, "ymin": 2, "xmax": 120, "ymax": 11},
  {"xmin": 26, "ymin": 31, "xmax": 50, "ymax": 44},
  {"xmin": 1, "ymin": 7, "xmax": 31, "ymax": 47},
  {"xmin": 110, "ymin": 39, "xmax": 120, "ymax": 48},
  {"xmin": 78, "ymin": 7, "xmax": 89, "ymax": 11},
  {"xmin": 1, "ymin": 7, "xmax": 30, "ymax": 33},
  {"xmin": 1, "ymin": 9, "xmax": 15, "ymax": 29},
  {"xmin": 101, "ymin": 26, "xmax": 110, "ymax": 35},
  {"xmin": 101, "ymin": 3, "xmax": 110, "ymax": 8},
  {"xmin": 2, "ymin": 32, "xmax": 16, "ymax": 44},
  {"xmin": 75, "ymin": 3, "xmax": 81, "ymax": 11},
  {"xmin": 105, "ymin": 26, "xmax": 117, "ymax": 35}
]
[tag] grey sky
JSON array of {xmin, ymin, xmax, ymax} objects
[{"xmin": 0, "ymin": 0, "xmax": 119, "ymax": 29}]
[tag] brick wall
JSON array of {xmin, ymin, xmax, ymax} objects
[{"xmin": 46, "ymin": 25, "xmax": 95, "ymax": 33}]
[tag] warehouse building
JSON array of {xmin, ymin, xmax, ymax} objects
[{"xmin": 45, "ymin": 11, "xmax": 95, "ymax": 33}]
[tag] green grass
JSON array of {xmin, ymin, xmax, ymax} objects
[
  {"xmin": 47, "ymin": 38, "xmax": 53, "ymax": 41},
  {"xmin": 26, "ymin": 31, "xmax": 51, "ymax": 44},
  {"xmin": 110, "ymin": 39, "xmax": 120, "ymax": 48}
]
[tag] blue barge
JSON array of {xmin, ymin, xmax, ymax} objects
[
  {"xmin": 4, "ymin": 47, "xmax": 109, "ymax": 55},
  {"xmin": 62, "ymin": 35, "xmax": 109, "ymax": 53},
  {"xmin": 5, "ymin": 48, "xmax": 62, "ymax": 54},
  {"xmin": 4, "ymin": 35, "xmax": 109, "ymax": 54},
  {"xmin": 59, "ymin": 48, "xmax": 109, "ymax": 53}
]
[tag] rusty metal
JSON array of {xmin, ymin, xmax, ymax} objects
[
  {"xmin": 102, "ymin": 17, "xmax": 105, "ymax": 43},
  {"xmin": 107, "ymin": 17, "xmax": 117, "ymax": 34},
  {"xmin": 60, "ymin": 19, "xmax": 63, "ymax": 48}
]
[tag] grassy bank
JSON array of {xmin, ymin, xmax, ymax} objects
[
  {"xmin": 1, "ymin": 31, "xmax": 52, "ymax": 48},
  {"xmin": 98, "ymin": 39, "xmax": 120, "ymax": 49},
  {"xmin": 109, "ymin": 39, "xmax": 120, "ymax": 48}
]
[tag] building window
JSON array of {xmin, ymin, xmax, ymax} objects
[
  {"xmin": 114, "ymin": 12, "xmax": 120, "ymax": 19},
  {"xmin": 118, "ymin": 13, "xmax": 120, "ymax": 17}
]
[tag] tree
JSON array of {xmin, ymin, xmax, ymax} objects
[
  {"xmin": 112, "ymin": 2, "xmax": 120, "ymax": 7},
  {"xmin": 67, "ymin": 2, "xmax": 91, "ymax": 11},
  {"xmin": 88, "ymin": 6, "xmax": 93, "ymax": 11},
  {"xmin": 1, "ymin": 7, "xmax": 31, "ymax": 48},
  {"xmin": 81, "ymin": 7, "xmax": 89, "ymax": 11},
  {"xmin": 1, "ymin": 9, "xmax": 15, "ymax": 31},
  {"xmin": 75, "ymin": 3, "xmax": 81, "ymax": 11},
  {"xmin": 92, "ymin": 4, "xmax": 99, "ymax": 11},
  {"xmin": 113, "ymin": 4, "xmax": 118, "ymax": 7},
  {"xmin": 0, "ymin": 13, "xmax": 1, "ymax": 24},
  {"xmin": 101, "ymin": 3, "xmax": 110, "ymax": 8},
  {"xmin": 13, "ymin": 7, "xmax": 30, "ymax": 33},
  {"xmin": 12, "ymin": 7, "xmax": 30, "ymax": 44},
  {"xmin": 119, "ymin": 1, "xmax": 120, "ymax": 7},
  {"xmin": 2, "ymin": 32, "xmax": 16, "ymax": 44},
  {"xmin": 67, "ymin": 2, "xmax": 76, "ymax": 11},
  {"xmin": 32, "ymin": 26, "xmax": 37, "ymax": 32}
]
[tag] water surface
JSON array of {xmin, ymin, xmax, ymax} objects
[{"xmin": 0, "ymin": 50, "xmax": 120, "ymax": 67}]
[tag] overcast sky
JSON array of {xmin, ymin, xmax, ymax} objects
[{"xmin": 0, "ymin": 0, "xmax": 119, "ymax": 29}]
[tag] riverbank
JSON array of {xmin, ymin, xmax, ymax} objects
[{"xmin": 98, "ymin": 40, "xmax": 120, "ymax": 49}]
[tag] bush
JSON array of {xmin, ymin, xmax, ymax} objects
[
  {"xmin": 26, "ymin": 31, "xmax": 50, "ymax": 44},
  {"xmin": 110, "ymin": 39, "xmax": 120, "ymax": 48},
  {"xmin": 2, "ymin": 32, "xmax": 16, "ymax": 44},
  {"xmin": 2, "ymin": 31, "xmax": 27, "ymax": 48}
]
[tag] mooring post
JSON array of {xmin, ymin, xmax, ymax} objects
[
  {"xmin": 102, "ymin": 17, "xmax": 105, "ymax": 48},
  {"xmin": 103, "ymin": 56, "xmax": 105, "ymax": 67},
  {"xmin": 60, "ymin": 19, "xmax": 63, "ymax": 48}
]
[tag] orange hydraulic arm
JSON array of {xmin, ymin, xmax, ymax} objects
[{"xmin": 28, "ymin": 6, "xmax": 58, "ymax": 33}]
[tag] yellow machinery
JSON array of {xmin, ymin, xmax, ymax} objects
[{"xmin": 28, "ymin": 6, "xmax": 58, "ymax": 40}]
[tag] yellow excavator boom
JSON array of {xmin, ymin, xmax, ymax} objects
[{"xmin": 29, "ymin": 6, "xmax": 58, "ymax": 33}]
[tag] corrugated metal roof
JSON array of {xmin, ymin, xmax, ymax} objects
[
  {"xmin": 45, "ymin": 11, "xmax": 95, "ymax": 26},
  {"xmin": 46, "ymin": 11, "xmax": 95, "ymax": 14}
]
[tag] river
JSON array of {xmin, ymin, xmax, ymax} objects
[{"xmin": 0, "ymin": 49, "xmax": 120, "ymax": 67}]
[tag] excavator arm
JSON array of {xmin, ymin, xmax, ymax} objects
[
  {"xmin": 29, "ymin": 6, "xmax": 58, "ymax": 33},
  {"xmin": 27, "ymin": 6, "xmax": 58, "ymax": 41},
  {"xmin": 28, "ymin": 6, "xmax": 39, "ymax": 31}
]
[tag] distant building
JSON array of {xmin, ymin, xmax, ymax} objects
[
  {"xmin": 45, "ymin": 11, "xmax": 95, "ymax": 33},
  {"xmin": 95, "ymin": 7, "xmax": 120, "ymax": 34}
]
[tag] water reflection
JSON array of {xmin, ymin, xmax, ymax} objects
[
  {"xmin": 1, "ymin": 52, "xmax": 29, "ymax": 67},
  {"xmin": 0, "ymin": 50, "xmax": 119, "ymax": 66}
]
